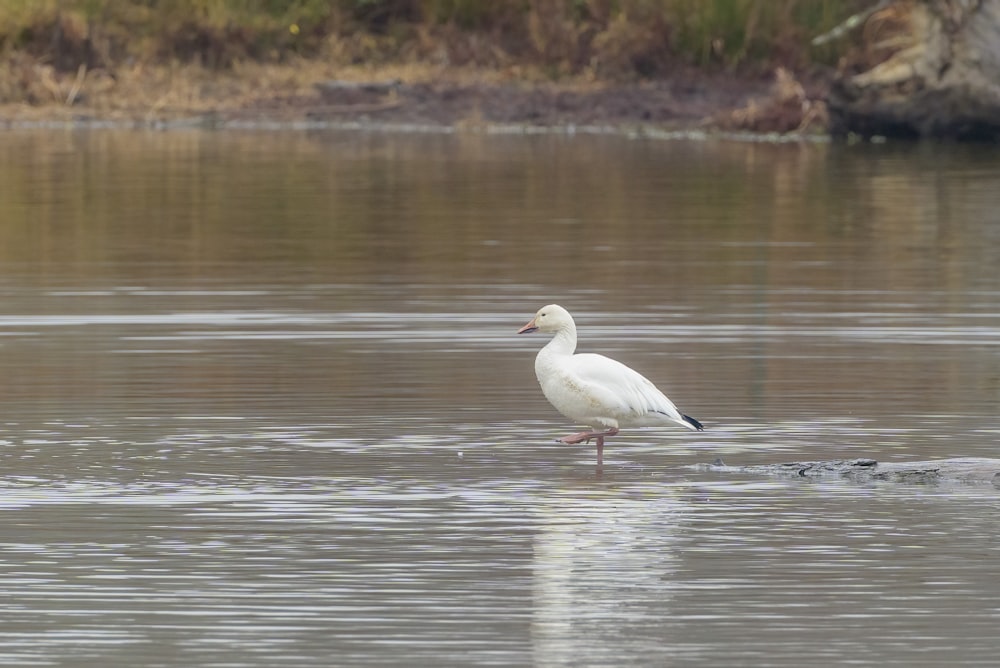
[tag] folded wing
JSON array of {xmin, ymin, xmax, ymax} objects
[{"xmin": 567, "ymin": 353, "xmax": 693, "ymax": 429}]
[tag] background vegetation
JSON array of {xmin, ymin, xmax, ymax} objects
[
  {"xmin": 0, "ymin": 0, "xmax": 868, "ymax": 115},
  {"xmin": 1, "ymin": 0, "xmax": 863, "ymax": 74}
]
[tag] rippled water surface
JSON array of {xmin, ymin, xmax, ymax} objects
[{"xmin": 1, "ymin": 131, "xmax": 999, "ymax": 666}]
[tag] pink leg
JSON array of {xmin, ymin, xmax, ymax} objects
[
  {"xmin": 558, "ymin": 427, "xmax": 619, "ymax": 445},
  {"xmin": 557, "ymin": 428, "xmax": 619, "ymax": 465}
]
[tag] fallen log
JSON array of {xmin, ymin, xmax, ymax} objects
[
  {"xmin": 826, "ymin": 0, "xmax": 1000, "ymax": 139},
  {"xmin": 698, "ymin": 457, "xmax": 1000, "ymax": 486}
]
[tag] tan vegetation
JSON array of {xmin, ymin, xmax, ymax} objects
[{"xmin": 0, "ymin": 0, "xmax": 867, "ymax": 126}]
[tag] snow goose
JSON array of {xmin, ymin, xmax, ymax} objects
[{"xmin": 518, "ymin": 304, "xmax": 703, "ymax": 465}]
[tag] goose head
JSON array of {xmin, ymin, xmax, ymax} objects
[{"xmin": 517, "ymin": 304, "xmax": 574, "ymax": 335}]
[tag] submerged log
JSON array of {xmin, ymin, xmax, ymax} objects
[
  {"xmin": 700, "ymin": 457, "xmax": 1000, "ymax": 486},
  {"xmin": 827, "ymin": 0, "xmax": 1000, "ymax": 139}
]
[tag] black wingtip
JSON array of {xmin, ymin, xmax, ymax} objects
[{"xmin": 683, "ymin": 414, "xmax": 705, "ymax": 431}]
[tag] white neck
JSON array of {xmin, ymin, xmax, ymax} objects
[{"xmin": 539, "ymin": 322, "xmax": 577, "ymax": 358}]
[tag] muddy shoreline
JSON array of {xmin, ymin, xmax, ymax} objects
[
  {"xmin": 0, "ymin": 67, "xmax": 831, "ymax": 137},
  {"xmin": 697, "ymin": 458, "xmax": 1000, "ymax": 487}
]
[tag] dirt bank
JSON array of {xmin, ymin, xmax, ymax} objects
[
  {"xmin": 699, "ymin": 458, "xmax": 1000, "ymax": 486},
  {"xmin": 0, "ymin": 59, "xmax": 831, "ymax": 135}
]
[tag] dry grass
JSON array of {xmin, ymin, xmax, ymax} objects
[
  {"xmin": 0, "ymin": 53, "xmax": 532, "ymax": 123},
  {"xmin": 0, "ymin": 0, "xmax": 867, "ymax": 117},
  {"xmin": 715, "ymin": 67, "xmax": 828, "ymax": 133}
]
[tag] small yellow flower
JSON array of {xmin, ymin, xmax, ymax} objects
[{"xmin": 289, "ymin": 23, "xmax": 300, "ymax": 35}]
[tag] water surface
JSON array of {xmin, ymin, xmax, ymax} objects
[{"xmin": 0, "ymin": 131, "xmax": 998, "ymax": 666}]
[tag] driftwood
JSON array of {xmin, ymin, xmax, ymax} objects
[
  {"xmin": 826, "ymin": 0, "xmax": 1000, "ymax": 139},
  {"xmin": 699, "ymin": 457, "xmax": 1000, "ymax": 486}
]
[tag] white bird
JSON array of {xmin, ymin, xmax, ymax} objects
[{"xmin": 518, "ymin": 304, "xmax": 703, "ymax": 465}]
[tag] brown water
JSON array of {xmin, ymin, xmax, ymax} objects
[{"xmin": 0, "ymin": 130, "xmax": 998, "ymax": 667}]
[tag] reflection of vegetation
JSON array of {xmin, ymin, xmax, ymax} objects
[
  {"xmin": 0, "ymin": 131, "xmax": 992, "ymax": 422},
  {"xmin": 0, "ymin": 129, "xmax": 863, "ymax": 294},
  {"xmin": 1, "ymin": 1, "xmax": 859, "ymax": 79},
  {"xmin": 0, "ymin": 131, "xmax": 792, "ymax": 279}
]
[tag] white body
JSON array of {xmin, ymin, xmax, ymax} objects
[{"xmin": 522, "ymin": 304, "xmax": 698, "ymax": 432}]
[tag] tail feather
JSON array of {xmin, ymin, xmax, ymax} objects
[{"xmin": 682, "ymin": 414, "xmax": 704, "ymax": 431}]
